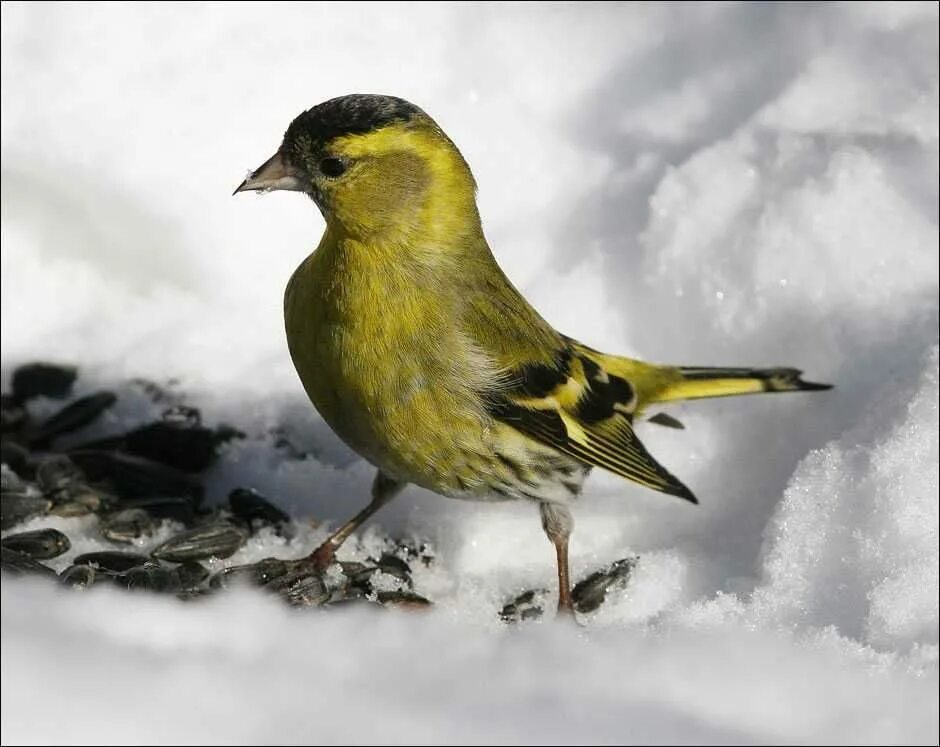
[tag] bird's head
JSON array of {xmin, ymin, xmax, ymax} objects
[{"xmin": 235, "ymin": 94, "xmax": 480, "ymax": 240}]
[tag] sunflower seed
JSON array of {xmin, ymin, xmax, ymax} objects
[
  {"xmin": 210, "ymin": 557, "xmax": 289, "ymax": 589},
  {"xmin": 151, "ymin": 523, "xmax": 247, "ymax": 562},
  {"xmin": 1, "ymin": 546, "xmax": 56, "ymax": 577},
  {"xmin": 100, "ymin": 508, "xmax": 154, "ymax": 544},
  {"xmin": 29, "ymin": 391, "xmax": 117, "ymax": 446},
  {"xmin": 68, "ymin": 450, "xmax": 203, "ymax": 503},
  {"xmin": 120, "ymin": 496, "xmax": 196, "ymax": 525},
  {"xmin": 174, "ymin": 561, "xmax": 210, "ymax": 590},
  {"xmin": 376, "ymin": 590, "xmax": 432, "ymax": 610},
  {"xmin": 59, "ymin": 564, "xmax": 100, "ymax": 590},
  {"xmin": 572, "ymin": 556, "xmax": 638, "ymax": 614},
  {"xmin": 265, "ymin": 568, "xmax": 330, "ymax": 607},
  {"xmin": 73, "ymin": 551, "xmax": 152, "ymax": 573},
  {"xmin": 228, "ymin": 487, "xmax": 290, "ymax": 527},
  {"xmin": 1, "ymin": 490, "xmax": 51, "ymax": 529},
  {"xmin": 36, "ymin": 455, "xmax": 85, "ymax": 494},
  {"xmin": 121, "ymin": 563, "xmax": 181, "ymax": 593},
  {"xmin": 499, "ymin": 589, "xmax": 548, "ymax": 623},
  {"xmin": 11, "ymin": 363, "xmax": 77, "ymax": 402},
  {"xmin": 1, "ymin": 528, "xmax": 70, "ymax": 559}
]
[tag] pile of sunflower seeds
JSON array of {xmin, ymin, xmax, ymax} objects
[{"xmin": 1, "ymin": 362, "xmax": 432, "ymax": 611}]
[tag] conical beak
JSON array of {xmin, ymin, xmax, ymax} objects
[{"xmin": 233, "ymin": 151, "xmax": 304, "ymax": 195}]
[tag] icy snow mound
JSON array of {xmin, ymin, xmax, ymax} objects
[
  {"xmin": 2, "ymin": 2, "xmax": 938, "ymax": 745},
  {"xmin": 749, "ymin": 347, "xmax": 939, "ymax": 649}
]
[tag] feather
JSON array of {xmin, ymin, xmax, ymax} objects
[
  {"xmin": 482, "ymin": 340, "xmax": 698, "ymax": 503},
  {"xmin": 648, "ymin": 412, "xmax": 685, "ymax": 429}
]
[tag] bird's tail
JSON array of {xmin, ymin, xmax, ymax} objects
[
  {"xmin": 581, "ymin": 345, "xmax": 833, "ymax": 412},
  {"xmin": 649, "ymin": 365, "xmax": 833, "ymax": 405},
  {"xmin": 567, "ymin": 342, "xmax": 833, "ymax": 415}
]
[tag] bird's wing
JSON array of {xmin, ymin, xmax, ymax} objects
[{"xmin": 480, "ymin": 338, "xmax": 697, "ymax": 503}]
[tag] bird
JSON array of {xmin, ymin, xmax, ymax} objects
[{"xmin": 234, "ymin": 94, "xmax": 831, "ymax": 614}]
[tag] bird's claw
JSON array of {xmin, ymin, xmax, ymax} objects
[{"xmin": 302, "ymin": 542, "xmax": 338, "ymax": 573}]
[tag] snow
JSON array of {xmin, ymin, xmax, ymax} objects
[{"xmin": 1, "ymin": 2, "xmax": 938, "ymax": 745}]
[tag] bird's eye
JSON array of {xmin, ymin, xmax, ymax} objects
[{"xmin": 319, "ymin": 157, "xmax": 347, "ymax": 178}]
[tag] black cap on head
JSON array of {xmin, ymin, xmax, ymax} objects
[
  {"xmin": 284, "ymin": 94, "xmax": 424, "ymax": 148},
  {"xmin": 235, "ymin": 95, "xmax": 429, "ymax": 196}
]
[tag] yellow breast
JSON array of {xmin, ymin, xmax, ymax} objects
[{"xmin": 283, "ymin": 231, "xmax": 496, "ymax": 491}]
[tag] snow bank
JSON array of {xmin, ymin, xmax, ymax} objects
[
  {"xmin": 3, "ymin": 581, "xmax": 937, "ymax": 746},
  {"xmin": 2, "ymin": 2, "xmax": 937, "ymax": 744}
]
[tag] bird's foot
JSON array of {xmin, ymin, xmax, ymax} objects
[
  {"xmin": 300, "ymin": 541, "xmax": 338, "ymax": 573},
  {"xmin": 556, "ymin": 596, "xmax": 576, "ymax": 618}
]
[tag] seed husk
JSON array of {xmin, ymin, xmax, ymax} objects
[
  {"xmin": 1, "ymin": 528, "xmax": 71, "ymax": 559},
  {"xmin": 150, "ymin": 523, "xmax": 247, "ymax": 562}
]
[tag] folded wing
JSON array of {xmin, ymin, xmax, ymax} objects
[{"xmin": 481, "ymin": 340, "xmax": 697, "ymax": 503}]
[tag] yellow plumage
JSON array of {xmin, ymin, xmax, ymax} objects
[{"xmin": 236, "ymin": 94, "xmax": 831, "ymax": 613}]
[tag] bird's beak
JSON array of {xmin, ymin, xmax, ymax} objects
[{"xmin": 233, "ymin": 151, "xmax": 304, "ymax": 195}]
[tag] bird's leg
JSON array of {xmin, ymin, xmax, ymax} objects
[
  {"xmin": 539, "ymin": 502, "xmax": 575, "ymax": 615},
  {"xmin": 305, "ymin": 471, "xmax": 404, "ymax": 571}
]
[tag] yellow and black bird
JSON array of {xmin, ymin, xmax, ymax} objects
[{"xmin": 235, "ymin": 94, "xmax": 831, "ymax": 613}]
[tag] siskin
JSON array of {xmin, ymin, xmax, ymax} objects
[{"xmin": 235, "ymin": 94, "xmax": 831, "ymax": 613}]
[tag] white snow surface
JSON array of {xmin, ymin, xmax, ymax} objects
[{"xmin": 1, "ymin": 3, "xmax": 938, "ymax": 745}]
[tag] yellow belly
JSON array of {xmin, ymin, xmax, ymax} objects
[{"xmin": 283, "ymin": 247, "xmax": 496, "ymax": 494}]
